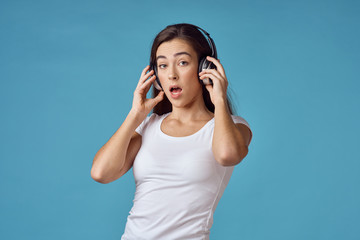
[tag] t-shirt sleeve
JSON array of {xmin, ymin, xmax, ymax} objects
[
  {"xmin": 135, "ymin": 114, "xmax": 153, "ymax": 136},
  {"xmin": 231, "ymin": 115, "xmax": 253, "ymax": 145}
]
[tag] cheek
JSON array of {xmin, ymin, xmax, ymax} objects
[
  {"xmin": 183, "ymin": 66, "xmax": 199, "ymax": 80},
  {"xmin": 157, "ymin": 72, "xmax": 167, "ymax": 87}
]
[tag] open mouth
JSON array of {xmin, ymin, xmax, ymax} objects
[
  {"xmin": 169, "ymin": 86, "xmax": 182, "ymax": 98},
  {"xmin": 170, "ymin": 87, "xmax": 182, "ymax": 93}
]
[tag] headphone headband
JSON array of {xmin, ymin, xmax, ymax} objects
[{"xmin": 193, "ymin": 25, "xmax": 217, "ymax": 59}]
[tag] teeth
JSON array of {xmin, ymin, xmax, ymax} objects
[{"xmin": 171, "ymin": 87, "xmax": 181, "ymax": 92}]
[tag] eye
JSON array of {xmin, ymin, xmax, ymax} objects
[
  {"xmin": 158, "ymin": 64, "xmax": 167, "ymax": 69},
  {"xmin": 179, "ymin": 61, "xmax": 188, "ymax": 66}
]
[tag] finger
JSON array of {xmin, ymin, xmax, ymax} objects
[
  {"xmin": 140, "ymin": 65, "xmax": 150, "ymax": 77},
  {"xmin": 136, "ymin": 66, "xmax": 150, "ymax": 88},
  {"xmin": 206, "ymin": 56, "xmax": 226, "ymax": 77},
  {"xmin": 148, "ymin": 90, "xmax": 164, "ymax": 108},
  {"xmin": 205, "ymin": 84, "xmax": 213, "ymax": 93},
  {"xmin": 205, "ymin": 84, "xmax": 214, "ymax": 102},
  {"xmin": 136, "ymin": 76, "xmax": 155, "ymax": 98},
  {"xmin": 199, "ymin": 73, "xmax": 222, "ymax": 85},
  {"xmin": 143, "ymin": 76, "xmax": 156, "ymax": 94},
  {"xmin": 141, "ymin": 69, "xmax": 155, "ymax": 82},
  {"xmin": 153, "ymin": 90, "xmax": 165, "ymax": 104},
  {"xmin": 138, "ymin": 65, "xmax": 150, "ymax": 81},
  {"xmin": 139, "ymin": 75, "xmax": 156, "ymax": 91},
  {"xmin": 137, "ymin": 69, "xmax": 154, "ymax": 88},
  {"xmin": 199, "ymin": 69, "xmax": 224, "ymax": 82}
]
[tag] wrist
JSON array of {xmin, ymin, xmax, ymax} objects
[
  {"xmin": 214, "ymin": 98, "xmax": 231, "ymax": 115},
  {"xmin": 214, "ymin": 97, "xmax": 228, "ymax": 109},
  {"xmin": 128, "ymin": 108, "xmax": 147, "ymax": 123}
]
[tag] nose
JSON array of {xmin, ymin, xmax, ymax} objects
[
  {"xmin": 168, "ymin": 74, "xmax": 178, "ymax": 80},
  {"xmin": 168, "ymin": 66, "xmax": 178, "ymax": 81}
]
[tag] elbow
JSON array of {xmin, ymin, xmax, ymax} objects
[
  {"xmin": 217, "ymin": 146, "xmax": 249, "ymax": 167},
  {"xmin": 91, "ymin": 167, "xmax": 110, "ymax": 184}
]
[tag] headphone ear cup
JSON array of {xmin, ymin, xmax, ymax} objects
[
  {"xmin": 150, "ymin": 64, "xmax": 163, "ymax": 90},
  {"xmin": 198, "ymin": 57, "xmax": 206, "ymax": 76},
  {"xmin": 198, "ymin": 58, "xmax": 215, "ymax": 85}
]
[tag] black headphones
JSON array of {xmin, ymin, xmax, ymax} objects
[{"xmin": 150, "ymin": 24, "xmax": 218, "ymax": 91}]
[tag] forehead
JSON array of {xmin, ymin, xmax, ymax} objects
[{"xmin": 156, "ymin": 38, "xmax": 196, "ymax": 57}]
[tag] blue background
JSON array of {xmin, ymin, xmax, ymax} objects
[{"xmin": 1, "ymin": 0, "xmax": 359, "ymax": 239}]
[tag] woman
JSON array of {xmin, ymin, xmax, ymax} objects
[{"xmin": 91, "ymin": 23, "xmax": 253, "ymax": 240}]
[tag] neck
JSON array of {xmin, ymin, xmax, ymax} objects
[{"xmin": 168, "ymin": 98, "xmax": 213, "ymax": 123}]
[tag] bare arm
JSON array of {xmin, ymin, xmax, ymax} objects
[
  {"xmin": 199, "ymin": 56, "xmax": 252, "ymax": 166},
  {"xmin": 91, "ymin": 111, "xmax": 143, "ymax": 184},
  {"xmin": 212, "ymin": 100, "xmax": 252, "ymax": 166},
  {"xmin": 91, "ymin": 66, "xmax": 164, "ymax": 184}
]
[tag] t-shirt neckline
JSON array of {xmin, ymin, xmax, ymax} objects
[{"xmin": 158, "ymin": 112, "xmax": 214, "ymax": 140}]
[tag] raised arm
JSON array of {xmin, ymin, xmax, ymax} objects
[
  {"xmin": 91, "ymin": 111, "xmax": 143, "ymax": 184},
  {"xmin": 212, "ymin": 101, "xmax": 252, "ymax": 166},
  {"xmin": 91, "ymin": 66, "xmax": 164, "ymax": 183},
  {"xmin": 199, "ymin": 56, "xmax": 252, "ymax": 166}
]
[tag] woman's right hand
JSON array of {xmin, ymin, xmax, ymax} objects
[{"xmin": 131, "ymin": 65, "xmax": 164, "ymax": 119}]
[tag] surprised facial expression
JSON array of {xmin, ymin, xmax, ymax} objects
[{"xmin": 156, "ymin": 38, "xmax": 203, "ymax": 109}]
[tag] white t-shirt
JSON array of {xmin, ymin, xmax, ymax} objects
[{"xmin": 121, "ymin": 112, "xmax": 252, "ymax": 240}]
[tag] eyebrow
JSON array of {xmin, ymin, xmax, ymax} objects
[{"xmin": 156, "ymin": 51, "xmax": 192, "ymax": 61}]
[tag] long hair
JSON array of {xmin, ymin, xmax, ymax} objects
[{"xmin": 150, "ymin": 23, "xmax": 234, "ymax": 115}]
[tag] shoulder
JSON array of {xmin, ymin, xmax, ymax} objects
[
  {"xmin": 141, "ymin": 113, "xmax": 164, "ymax": 127},
  {"xmin": 143, "ymin": 112, "xmax": 165, "ymax": 122},
  {"xmin": 231, "ymin": 115, "xmax": 252, "ymax": 146},
  {"xmin": 231, "ymin": 115, "xmax": 251, "ymax": 129},
  {"xmin": 135, "ymin": 113, "xmax": 167, "ymax": 135},
  {"xmin": 148, "ymin": 112, "xmax": 168, "ymax": 123}
]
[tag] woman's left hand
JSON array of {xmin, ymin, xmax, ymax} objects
[{"xmin": 199, "ymin": 56, "xmax": 228, "ymax": 106}]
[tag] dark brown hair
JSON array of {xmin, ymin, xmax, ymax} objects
[{"xmin": 150, "ymin": 23, "xmax": 234, "ymax": 115}]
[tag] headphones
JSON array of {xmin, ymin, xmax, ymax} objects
[{"xmin": 150, "ymin": 24, "xmax": 218, "ymax": 91}]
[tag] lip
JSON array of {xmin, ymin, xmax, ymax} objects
[
  {"xmin": 169, "ymin": 85, "xmax": 182, "ymax": 99},
  {"xmin": 169, "ymin": 84, "xmax": 182, "ymax": 91}
]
